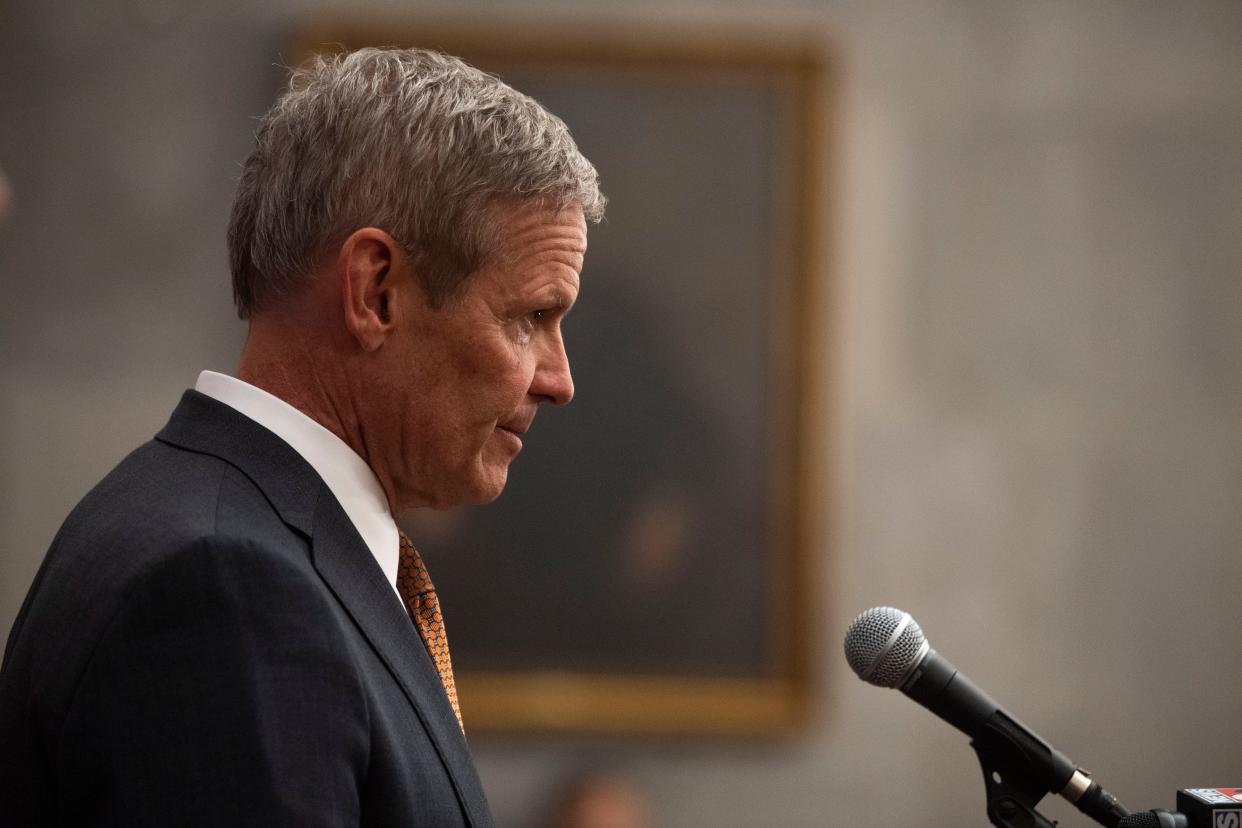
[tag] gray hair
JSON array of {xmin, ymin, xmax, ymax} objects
[{"xmin": 227, "ymin": 47, "xmax": 606, "ymax": 318}]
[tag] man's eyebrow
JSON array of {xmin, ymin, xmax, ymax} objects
[{"xmin": 537, "ymin": 287, "xmax": 577, "ymax": 310}]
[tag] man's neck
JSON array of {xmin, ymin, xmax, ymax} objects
[
  {"xmin": 236, "ymin": 317, "xmax": 366, "ymax": 474},
  {"xmin": 235, "ymin": 302, "xmax": 408, "ymax": 518}
]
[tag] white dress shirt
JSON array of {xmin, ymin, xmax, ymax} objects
[{"xmin": 194, "ymin": 370, "xmax": 403, "ymax": 603}]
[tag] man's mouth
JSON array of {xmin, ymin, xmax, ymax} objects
[
  {"xmin": 497, "ymin": 414, "xmax": 534, "ymax": 436},
  {"xmin": 494, "ymin": 423, "xmax": 526, "ymax": 453}
]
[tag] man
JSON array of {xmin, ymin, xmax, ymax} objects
[{"xmin": 0, "ymin": 47, "xmax": 604, "ymax": 826}]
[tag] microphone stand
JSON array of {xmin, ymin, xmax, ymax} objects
[{"xmin": 972, "ymin": 737, "xmax": 1058, "ymax": 828}]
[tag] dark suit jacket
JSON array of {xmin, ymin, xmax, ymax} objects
[{"xmin": 0, "ymin": 390, "xmax": 494, "ymax": 826}]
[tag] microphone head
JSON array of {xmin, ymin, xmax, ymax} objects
[
  {"xmin": 1117, "ymin": 812, "xmax": 1189, "ymax": 828},
  {"xmin": 843, "ymin": 606, "xmax": 929, "ymax": 688},
  {"xmin": 1117, "ymin": 815, "xmax": 1161, "ymax": 828}
]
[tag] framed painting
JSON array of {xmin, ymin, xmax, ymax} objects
[{"xmin": 294, "ymin": 19, "xmax": 829, "ymax": 736}]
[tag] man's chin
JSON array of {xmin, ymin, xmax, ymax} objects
[
  {"xmin": 463, "ymin": 464, "xmax": 510, "ymax": 505},
  {"xmin": 397, "ymin": 464, "xmax": 509, "ymax": 512}
]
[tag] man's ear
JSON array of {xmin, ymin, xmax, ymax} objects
[{"xmin": 337, "ymin": 228, "xmax": 405, "ymax": 351}]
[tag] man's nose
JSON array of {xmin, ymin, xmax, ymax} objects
[{"xmin": 532, "ymin": 336, "xmax": 574, "ymax": 406}]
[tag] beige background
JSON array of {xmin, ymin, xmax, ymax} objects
[{"xmin": 2, "ymin": 2, "xmax": 1241, "ymax": 826}]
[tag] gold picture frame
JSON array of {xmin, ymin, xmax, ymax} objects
[{"xmin": 295, "ymin": 18, "xmax": 830, "ymax": 736}]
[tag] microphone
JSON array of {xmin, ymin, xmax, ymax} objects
[
  {"xmin": 844, "ymin": 606, "xmax": 1129, "ymax": 828},
  {"xmin": 1117, "ymin": 811, "xmax": 1188, "ymax": 828},
  {"xmin": 1119, "ymin": 789, "xmax": 1242, "ymax": 828}
]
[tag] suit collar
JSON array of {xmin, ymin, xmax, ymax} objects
[
  {"xmin": 156, "ymin": 390, "xmax": 492, "ymax": 826},
  {"xmin": 191, "ymin": 371, "xmax": 401, "ymax": 590},
  {"xmin": 156, "ymin": 390, "xmax": 320, "ymax": 535}
]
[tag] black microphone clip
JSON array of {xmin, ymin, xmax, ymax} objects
[{"xmin": 968, "ymin": 707, "xmax": 1125, "ymax": 828}]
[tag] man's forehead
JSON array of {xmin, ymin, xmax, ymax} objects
[{"xmin": 491, "ymin": 201, "xmax": 588, "ymax": 262}]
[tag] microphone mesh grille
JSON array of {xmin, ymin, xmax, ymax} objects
[
  {"xmin": 843, "ymin": 607, "xmax": 927, "ymax": 688},
  {"xmin": 1116, "ymin": 814, "xmax": 1161, "ymax": 828}
]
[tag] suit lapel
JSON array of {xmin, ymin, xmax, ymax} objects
[
  {"xmin": 311, "ymin": 493, "xmax": 490, "ymax": 828},
  {"xmin": 157, "ymin": 390, "xmax": 491, "ymax": 827}
]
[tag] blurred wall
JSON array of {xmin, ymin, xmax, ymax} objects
[{"xmin": 2, "ymin": 1, "xmax": 1241, "ymax": 826}]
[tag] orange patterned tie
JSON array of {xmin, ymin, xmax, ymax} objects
[{"xmin": 396, "ymin": 531, "xmax": 463, "ymax": 731}]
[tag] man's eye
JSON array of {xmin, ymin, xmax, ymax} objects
[{"xmin": 514, "ymin": 309, "xmax": 552, "ymax": 346}]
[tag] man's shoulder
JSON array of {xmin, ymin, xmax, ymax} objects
[
  {"xmin": 59, "ymin": 436, "xmax": 293, "ymax": 559},
  {"xmin": 69, "ymin": 437, "xmax": 229, "ymax": 533},
  {"xmin": 1, "ymin": 434, "xmax": 320, "ymax": 723},
  {"xmin": 22, "ymin": 431, "xmax": 309, "ymax": 618},
  {"xmin": 21, "ymin": 429, "xmax": 303, "ymax": 621},
  {"xmin": 16, "ymin": 390, "xmax": 327, "ymax": 656}
]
